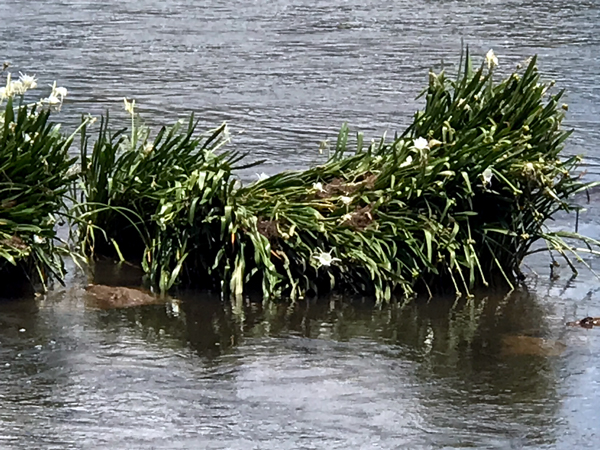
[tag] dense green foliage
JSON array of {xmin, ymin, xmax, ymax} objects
[
  {"xmin": 77, "ymin": 53, "xmax": 597, "ymax": 301},
  {"xmin": 75, "ymin": 110, "xmax": 256, "ymax": 292},
  {"xmin": 207, "ymin": 55, "xmax": 594, "ymax": 301},
  {"xmin": 0, "ymin": 98, "xmax": 77, "ymax": 287}
]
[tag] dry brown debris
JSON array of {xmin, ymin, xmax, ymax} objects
[
  {"xmin": 1, "ymin": 235, "xmax": 28, "ymax": 251},
  {"xmin": 341, "ymin": 204, "xmax": 375, "ymax": 230},
  {"xmin": 257, "ymin": 219, "xmax": 280, "ymax": 240},
  {"xmin": 315, "ymin": 173, "xmax": 378, "ymax": 199}
]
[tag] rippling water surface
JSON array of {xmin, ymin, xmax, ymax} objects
[{"xmin": 2, "ymin": 0, "xmax": 600, "ymax": 448}]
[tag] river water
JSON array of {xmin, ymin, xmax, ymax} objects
[{"xmin": 2, "ymin": 0, "xmax": 600, "ymax": 448}]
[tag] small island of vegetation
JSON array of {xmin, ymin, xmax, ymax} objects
[{"xmin": 1, "ymin": 50, "xmax": 597, "ymax": 302}]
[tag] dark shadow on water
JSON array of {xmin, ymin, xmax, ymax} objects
[{"xmin": 89, "ymin": 258, "xmax": 146, "ymax": 287}]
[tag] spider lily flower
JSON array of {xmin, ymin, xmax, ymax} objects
[
  {"xmin": 48, "ymin": 82, "xmax": 67, "ymax": 101},
  {"xmin": 256, "ymin": 172, "xmax": 269, "ymax": 181},
  {"xmin": 142, "ymin": 143, "xmax": 153, "ymax": 155},
  {"xmin": 412, "ymin": 137, "xmax": 429, "ymax": 151},
  {"xmin": 54, "ymin": 86, "xmax": 67, "ymax": 99},
  {"xmin": 1, "ymin": 73, "xmax": 12, "ymax": 98},
  {"xmin": 124, "ymin": 98, "xmax": 135, "ymax": 116},
  {"xmin": 482, "ymin": 167, "xmax": 493, "ymax": 186},
  {"xmin": 340, "ymin": 195, "xmax": 353, "ymax": 206},
  {"xmin": 18, "ymin": 73, "xmax": 37, "ymax": 90},
  {"xmin": 42, "ymin": 94, "xmax": 61, "ymax": 105},
  {"xmin": 486, "ymin": 49, "xmax": 498, "ymax": 69},
  {"xmin": 10, "ymin": 81, "xmax": 25, "ymax": 95},
  {"xmin": 312, "ymin": 182, "xmax": 325, "ymax": 192},
  {"xmin": 312, "ymin": 251, "xmax": 340, "ymax": 267}
]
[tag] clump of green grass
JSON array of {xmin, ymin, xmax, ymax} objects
[
  {"xmin": 211, "ymin": 51, "xmax": 596, "ymax": 301},
  {"xmin": 75, "ymin": 101, "xmax": 258, "ymax": 292},
  {"xmin": 0, "ymin": 75, "xmax": 84, "ymax": 290},
  {"xmin": 80, "ymin": 51, "xmax": 598, "ymax": 302}
]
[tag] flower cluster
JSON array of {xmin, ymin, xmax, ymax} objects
[
  {"xmin": 41, "ymin": 81, "xmax": 67, "ymax": 107},
  {"xmin": 0, "ymin": 72, "xmax": 68, "ymax": 111},
  {"xmin": 0, "ymin": 72, "xmax": 38, "ymax": 100}
]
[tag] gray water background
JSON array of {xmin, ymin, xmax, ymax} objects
[{"xmin": 2, "ymin": 0, "xmax": 600, "ymax": 448}]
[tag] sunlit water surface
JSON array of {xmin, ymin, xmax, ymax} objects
[{"xmin": 2, "ymin": 0, "xmax": 600, "ymax": 448}]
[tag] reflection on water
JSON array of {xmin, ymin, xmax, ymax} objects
[{"xmin": 1, "ymin": 284, "xmax": 598, "ymax": 448}]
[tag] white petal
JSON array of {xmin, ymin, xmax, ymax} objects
[
  {"xmin": 43, "ymin": 95, "xmax": 61, "ymax": 105},
  {"xmin": 413, "ymin": 137, "xmax": 429, "ymax": 151},
  {"xmin": 340, "ymin": 196, "xmax": 352, "ymax": 205},
  {"xmin": 399, "ymin": 155, "xmax": 413, "ymax": 168},
  {"xmin": 256, "ymin": 172, "xmax": 269, "ymax": 181},
  {"xmin": 482, "ymin": 167, "xmax": 493, "ymax": 185},
  {"xmin": 54, "ymin": 86, "xmax": 67, "ymax": 98}
]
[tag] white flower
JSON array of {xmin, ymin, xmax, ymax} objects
[
  {"xmin": 340, "ymin": 213, "xmax": 353, "ymax": 222},
  {"xmin": 2, "ymin": 73, "xmax": 12, "ymax": 98},
  {"xmin": 42, "ymin": 94, "xmax": 61, "ymax": 105},
  {"xmin": 256, "ymin": 172, "xmax": 269, "ymax": 181},
  {"xmin": 313, "ymin": 250, "xmax": 340, "ymax": 267},
  {"xmin": 33, "ymin": 235, "xmax": 45, "ymax": 244},
  {"xmin": 54, "ymin": 86, "xmax": 67, "ymax": 99},
  {"xmin": 412, "ymin": 137, "xmax": 429, "ymax": 151},
  {"xmin": 312, "ymin": 182, "xmax": 325, "ymax": 192},
  {"xmin": 9, "ymin": 81, "xmax": 25, "ymax": 95},
  {"xmin": 340, "ymin": 195, "xmax": 352, "ymax": 205},
  {"xmin": 523, "ymin": 162, "xmax": 536, "ymax": 179},
  {"xmin": 399, "ymin": 155, "xmax": 413, "ymax": 168},
  {"xmin": 318, "ymin": 140, "xmax": 329, "ymax": 154},
  {"xmin": 19, "ymin": 73, "xmax": 37, "ymax": 90},
  {"xmin": 482, "ymin": 167, "xmax": 493, "ymax": 186},
  {"xmin": 142, "ymin": 142, "xmax": 153, "ymax": 155},
  {"xmin": 0, "ymin": 87, "xmax": 7, "ymax": 100},
  {"xmin": 486, "ymin": 49, "xmax": 499, "ymax": 69},
  {"xmin": 123, "ymin": 98, "xmax": 135, "ymax": 116}
]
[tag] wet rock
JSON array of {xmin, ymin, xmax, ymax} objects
[
  {"xmin": 501, "ymin": 335, "xmax": 567, "ymax": 357},
  {"xmin": 85, "ymin": 284, "xmax": 162, "ymax": 309}
]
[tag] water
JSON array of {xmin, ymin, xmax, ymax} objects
[
  {"xmin": 2, "ymin": 283, "xmax": 600, "ymax": 449},
  {"xmin": 2, "ymin": 0, "xmax": 600, "ymax": 447}
]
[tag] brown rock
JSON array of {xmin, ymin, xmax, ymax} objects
[
  {"xmin": 501, "ymin": 335, "xmax": 567, "ymax": 357},
  {"xmin": 85, "ymin": 284, "xmax": 161, "ymax": 309}
]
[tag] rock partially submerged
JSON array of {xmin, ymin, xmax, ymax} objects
[
  {"xmin": 501, "ymin": 335, "xmax": 567, "ymax": 357},
  {"xmin": 85, "ymin": 284, "xmax": 162, "ymax": 309}
]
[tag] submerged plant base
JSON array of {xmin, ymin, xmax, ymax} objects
[
  {"xmin": 77, "ymin": 51, "xmax": 599, "ymax": 302},
  {"xmin": 0, "ymin": 261, "xmax": 40, "ymax": 298}
]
